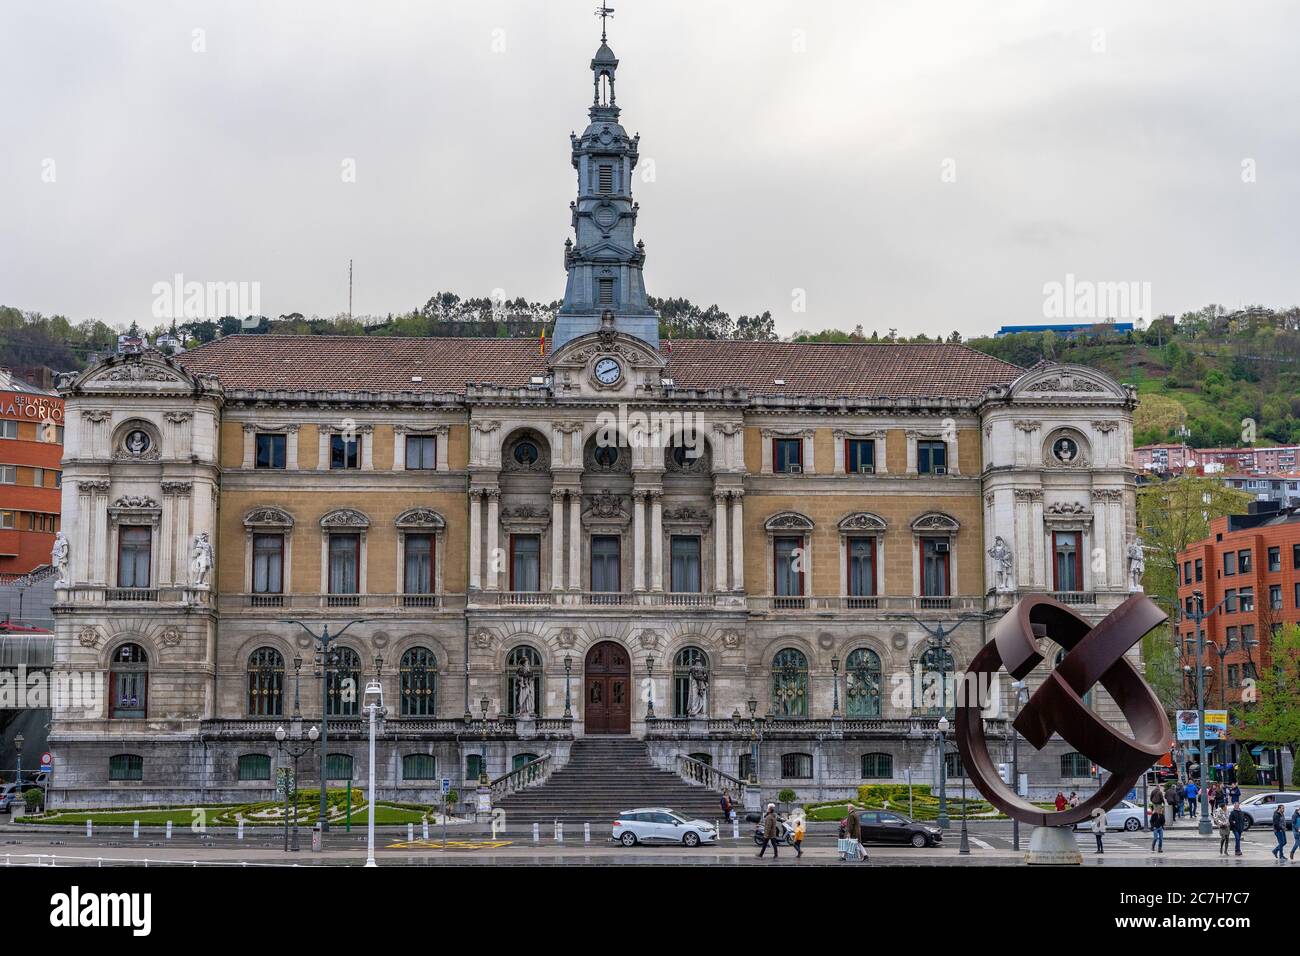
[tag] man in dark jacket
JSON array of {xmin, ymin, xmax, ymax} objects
[
  {"xmin": 1271, "ymin": 805, "xmax": 1288, "ymax": 861},
  {"xmin": 1228, "ymin": 802, "xmax": 1246, "ymax": 856},
  {"xmin": 1291, "ymin": 806, "xmax": 1300, "ymax": 860},
  {"xmin": 757, "ymin": 803, "xmax": 779, "ymax": 859}
]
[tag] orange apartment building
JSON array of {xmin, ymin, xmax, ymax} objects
[{"xmin": 0, "ymin": 368, "xmax": 64, "ymax": 574}]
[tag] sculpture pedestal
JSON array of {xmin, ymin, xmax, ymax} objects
[
  {"xmin": 1025, "ymin": 825, "xmax": 1082, "ymax": 865},
  {"xmin": 516, "ymin": 716, "xmax": 536, "ymax": 740}
]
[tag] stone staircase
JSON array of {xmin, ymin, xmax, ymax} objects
[{"xmin": 494, "ymin": 738, "xmax": 725, "ymax": 828}]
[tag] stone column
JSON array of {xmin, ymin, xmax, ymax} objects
[
  {"xmin": 713, "ymin": 491, "xmax": 729, "ymax": 592},
  {"xmin": 568, "ymin": 491, "xmax": 582, "ymax": 590},
  {"xmin": 241, "ymin": 424, "xmax": 256, "ymax": 469},
  {"xmin": 285, "ymin": 424, "xmax": 299, "ymax": 470},
  {"xmin": 550, "ymin": 491, "xmax": 565, "ymax": 591},
  {"xmin": 468, "ymin": 490, "xmax": 482, "ymax": 591},
  {"xmin": 485, "ymin": 489, "xmax": 500, "ymax": 590},
  {"xmin": 730, "ymin": 492, "xmax": 745, "ymax": 591},
  {"xmin": 92, "ymin": 484, "xmax": 110, "ymax": 585},
  {"xmin": 650, "ymin": 491, "xmax": 664, "ymax": 592},
  {"xmin": 632, "ymin": 490, "xmax": 646, "ymax": 591}
]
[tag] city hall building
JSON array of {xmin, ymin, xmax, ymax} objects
[{"xmin": 47, "ymin": 31, "xmax": 1144, "ymax": 810}]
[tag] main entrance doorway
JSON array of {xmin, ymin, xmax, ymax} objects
[{"xmin": 584, "ymin": 641, "xmax": 631, "ymax": 734}]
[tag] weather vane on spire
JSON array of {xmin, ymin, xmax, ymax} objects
[{"xmin": 595, "ymin": 3, "xmax": 615, "ymax": 42}]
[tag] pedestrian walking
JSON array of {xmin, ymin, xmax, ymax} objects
[
  {"xmin": 1228, "ymin": 802, "xmax": 1246, "ymax": 856},
  {"xmin": 1229, "ymin": 783, "xmax": 1241, "ymax": 805},
  {"xmin": 757, "ymin": 803, "xmax": 780, "ymax": 859},
  {"xmin": 1271, "ymin": 805, "xmax": 1288, "ymax": 862},
  {"xmin": 1054, "ymin": 791, "xmax": 1067, "ymax": 812},
  {"xmin": 1213, "ymin": 804, "xmax": 1229, "ymax": 855},
  {"xmin": 792, "ymin": 815, "xmax": 805, "ymax": 858},
  {"xmin": 838, "ymin": 803, "xmax": 867, "ymax": 863},
  {"xmin": 720, "ymin": 790, "xmax": 732, "ymax": 822},
  {"xmin": 1291, "ymin": 806, "xmax": 1300, "ymax": 860},
  {"xmin": 1185, "ymin": 780, "xmax": 1199, "ymax": 817},
  {"xmin": 1069, "ymin": 791, "xmax": 1081, "ymax": 810},
  {"xmin": 1150, "ymin": 807, "xmax": 1166, "ymax": 853},
  {"xmin": 1090, "ymin": 807, "xmax": 1106, "ymax": 854}
]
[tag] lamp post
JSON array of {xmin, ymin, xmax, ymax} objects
[
  {"xmin": 953, "ymin": 715, "xmax": 971, "ymax": 855},
  {"xmin": 13, "ymin": 733, "xmax": 22, "ymax": 791},
  {"xmin": 1186, "ymin": 591, "xmax": 1225, "ymax": 835},
  {"xmin": 479, "ymin": 696, "xmax": 490, "ymax": 786},
  {"xmin": 831, "ymin": 655, "xmax": 841, "ymax": 718},
  {"xmin": 363, "ymin": 663, "xmax": 386, "ymax": 868},
  {"xmin": 275, "ymin": 723, "xmax": 319, "ymax": 852},
  {"xmin": 746, "ymin": 696, "xmax": 760, "ymax": 784},
  {"xmin": 1010, "ymin": 680, "xmax": 1030, "ymax": 851},
  {"xmin": 935, "ymin": 716, "xmax": 950, "ymax": 830},
  {"xmin": 563, "ymin": 655, "xmax": 573, "ymax": 720},
  {"xmin": 645, "ymin": 656, "xmax": 656, "ymax": 721},
  {"xmin": 279, "ymin": 618, "xmax": 368, "ymax": 836}
]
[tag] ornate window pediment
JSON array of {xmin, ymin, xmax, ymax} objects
[
  {"xmin": 244, "ymin": 507, "xmax": 294, "ymax": 529},
  {"xmin": 764, "ymin": 511, "xmax": 814, "ymax": 533},
  {"xmin": 320, "ymin": 508, "xmax": 370, "ymax": 529},
  {"xmin": 581, "ymin": 490, "xmax": 630, "ymax": 527},
  {"xmin": 911, "ymin": 511, "xmax": 960, "ymax": 534},
  {"xmin": 395, "ymin": 508, "xmax": 446, "ymax": 531},
  {"xmin": 838, "ymin": 512, "xmax": 887, "ymax": 533}
]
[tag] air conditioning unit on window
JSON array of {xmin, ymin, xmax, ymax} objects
[
  {"xmin": 933, "ymin": 541, "xmax": 950, "ymax": 554},
  {"xmin": 933, "ymin": 466, "xmax": 947, "ymax": 475},
  {"xmin": 857, "ymin": 463, "xmax": 875, "ymax": 474},
  {"xmin": 787, "ymin": 463, "xmax": 803, "ymax": 474}
]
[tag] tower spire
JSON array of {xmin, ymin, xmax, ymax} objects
[{"xmin": 596, "ymin": 3, "xmax": 614, "ymax": 43}]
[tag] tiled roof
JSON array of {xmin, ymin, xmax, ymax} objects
[{"xmin": 175, "ymin": 335, "xmax": 1022, "ymax": 399}]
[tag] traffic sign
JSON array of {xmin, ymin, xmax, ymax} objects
[
  {"xmin": 440, "ymin": 777, "xmax": 452, "ymax": 795},
  {"xmin": 39, "ymin": 752, "xmax": 52, "ymax": 768}
]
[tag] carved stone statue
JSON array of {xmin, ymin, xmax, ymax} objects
[
  {"xmin": 190, "ymin": 532, "xmax": 213, "ymax": 587},
  {"xmin": 988, "ymin": 536, "xmax": 1015, "ymax": 592},
  {"xmin": 686, "ymin": 661, "xmax": 709, "ymax": 717},
  {"xmin": 516, "ymin": 658, "xmax": 536, "ymax": 715},
  {"xmin": 51, "ymin": 531, "xmax": 70, "ymax": 586},
  {"xmin": 1127, "ymin": 537, "xmax": 1146, "ymax": 592}
]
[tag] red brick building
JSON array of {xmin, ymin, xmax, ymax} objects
[{"xmin": 0, "ymin": 369, "xmax": 64, "ymax": 574}]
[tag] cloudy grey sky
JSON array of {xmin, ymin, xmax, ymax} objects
[{"xmin": 2, "ymin": 0, "xmax": 1298, "ymax": 338}]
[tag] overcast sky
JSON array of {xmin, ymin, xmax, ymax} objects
[{"xmin": 3, "ymin": 0, "xmax": 1298, "ymax": 338}]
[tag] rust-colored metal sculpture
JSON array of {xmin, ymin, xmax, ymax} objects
[{"xmin": 956, "ymin": 593, "xmax": 1171, "ymax": 828}]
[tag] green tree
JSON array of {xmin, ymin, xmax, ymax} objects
[
  {"xmin": 1237, "ymin": 748, "xmax": 1258, "ymax": 786},
  {"xmin": 1234, "ymin": 625, "xmax": 1300, "ymax": 784}
]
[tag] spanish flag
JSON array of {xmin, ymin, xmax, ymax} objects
[{"xmin": 539, "ymin": 326, "xmax": 547, "ymax": 355}]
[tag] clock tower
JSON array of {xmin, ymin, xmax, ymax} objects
[{"xmin": 551, "ymin": 10, "xmax": 660, "ymax": 353}]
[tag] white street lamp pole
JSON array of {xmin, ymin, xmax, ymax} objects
[{"xmin": 363, "ymin": 673, "xmax": 385, "ymax": 868}]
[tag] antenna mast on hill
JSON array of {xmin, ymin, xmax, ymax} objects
[{"xmin": 348, "ymin": 259, "xmax": 353, "ymax": 321}]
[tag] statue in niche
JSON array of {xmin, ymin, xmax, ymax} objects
[{"xmin": 988, "ymin": 536, "xmax": 1015, "ymax": 592}]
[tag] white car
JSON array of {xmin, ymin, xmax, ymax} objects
[
  {"xmin": 612, "ymin": 808, "xmax": 718, "ymax": 847},
  {"xmin": 1238, "ymin": 791, "xmax": 1300, "ymax": 830},
  {"xmin": 1073, "ymin": 799, "xmax": 1146, "ymax": 832}
]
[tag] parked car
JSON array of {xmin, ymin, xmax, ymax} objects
[
  {"xmin": 1237, "ymin": 792, "xmax": 1300, "ymax": 830},
  {"xmin": 0, "ymin": 783, "xmax": 24, "ymax": 814},
  {"xmin": 855, "ymin": 810, "xmax": 943, "ymax": 847},
  {"xmin": 612, "ymin": 808, "xmax": 718, "ymax": 847},
  {"xmin": 1072, "ymin": 799, "xmax": 1145, "ymax": 832}
]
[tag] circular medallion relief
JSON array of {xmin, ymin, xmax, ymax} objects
[
  {"xmin": 594, "ymin": 204, "xmax": 617, "ymax": 229},
  {"xmin": 1052, "ymin": 437, "xmax": 1080, "ymax": 464},
  {"xmin": 124, "ymin": 430, "xmax": 152, "ymax": 455}
]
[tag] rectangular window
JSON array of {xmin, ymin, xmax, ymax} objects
[
  {"xmin": 918, "ymin": 441, "xmax": 947, "ymax": 475},
  {"xmin": 1268, "ymin": 546, "xmax": 1281, "ymax": 572},
  {"xmin": 405, "ymin": 435, "xmax": 437, "ymax": 470},
  {"xmin": 466, "ymin": 754, "xmax": 485, "ymax": 781},
  {"xmin": 1295, "ymin": 582, "xmax": 1300, "ymax": 607},
  {"xmin": 117, "ymin": 526, "xmax": 151, "ymax": 588},
  {"xmin": 1195, "ymin": 558, "xmax": 1203, "ymax": 582},
  {"xmin": 330, "ymin": 433, "xmax": 359, "ymax": 469},
  {"xmin": 845, "ymin": 439, "xmax": 874, "ymax": 474},
  {"xmin": 780, "ymin": 753, "xmax": 813, "ymax": 779},
  {"xmin": 0, "ymin": 465, "xmax": 15, "ymax": 484},
  {"xmin": 1294, "ymin": 544, "xmax": 1300, "ymax": 570},
  {"xmin": 1224, "ymin": 589, "xmax": 1237, "ymax": 613},
  {"xmin": 237, "ymin": 754, "xmax": 272, "ymax": 781},
  {"xmin": 252, "ymin": 534, "xmax": 284, "ymax": 594},
  {"xmin": 773, "ymin": 536, "xmax": 804, "ymax": 598},
  {"xmin": 1053, "ymin": 531, "xmax": 1081, "ymax": 591},
  {"xmin": 773, "ymin": 438, "xmax": 802, "ymax": 474},
  {"xmin": 109, "ymin": 754, "xmax": 143, "ymax": 781},
  {"xmin": 598, "ymin": 164, "xmax": 613, "ymax": 193},
  {"xmin": 255, "ymin": 433, "xmax": 286, "ymax": 469},
  {"xmin": 1238, "ymin": 588, "xmax": 1254, "ymax": 612},
  {"xmin": 597, "ymin": 277, "xmax": 614, "ymax": 305},
  {"xmin": 922, "ymin": 538, "xmax": 950, "ymax": 596},
  {"xmin": 1241, "ymin": 624, "xmax": 1256, "ymax": 647},
  {"xmin": 590, "ymin": 534, "xmax": 621, "ymax": 594},
  {"xmin": 847, "ymin": 537, "xmax": 876, "ymax": 598},
  {"xmin": 1225, "ymin": 626, "xmax": 1238, "ymax": 649},
  {"xmin": 325, "ymin": 753, "xmax": 353, "ymax": 781},
  {"xmin": 404, "ymin": 534, "xmax": 435, "ymax": 594},
  {"xmin": 1223, "ymin": 552, "xmax": 1235, "ymax": 576},
  {"xmin": 1270, "ymin": 584, "xmax": 1282, "ymax": 610},
  {"xmin": 32, "ymin": 467, "xmax": 43, "ymax": 487},
  {"xmin": 328, "ymin": 533, "xmax": 360, "ymax": 594},
  {"xmin": 0, "ymin": 420, "xmax": 16, "ymax": 439},
  {"xmin": 0, "ymin": 511, "xmax": 13, "ymax": 529},
  {"xmin": 510, "ymin": 534, "xmax": 541, "ymax": 591},
  {"xmin": 1182, "ymin": 560, "xmax": 1191, "ymax": 584},
  {"xmin": 1238, "ymin": 550, "xmax": 1252, "ymax": 574},
  {"xmin": 670, "ymin": 535, "xmax": 701, "ymax": 593},
  {"xmin": 403, "ymin": 753, "xmax": 437, "ymax": 781}
]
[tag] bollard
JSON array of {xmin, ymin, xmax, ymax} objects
[
  {"xmin": 584, "ymin": 822, "xmax": 591, "ymax": 844},
  {"xmin": 732, "ymin": 818, "xmax": 739, "ymax": 840},
  {"xmin": 532, "ymin": 822, "xmax": 540, "ymax": 843},
  {"xmin": 407, "ymin": 822, "xmax": 414, "ymax": 843},
  {"xmin": 98, "ymin": 858, "xmax": 103, "ymax": 867},
  {"xmin": 86, "ymin": 820, "xmax": 92, "ymax": 838},
  {"xmin": 237, "ymin": 819, "xmax": 245, "ymax": 841},
  {"xmin": 422, "ymin": 819, "xmax": 429, "ymax": 841},
  {"xmin": 165, "ymin": 821, "xmax": 172, "ymax": 840},
  {"xmin": 556, "ymin": 822, "xmax": 564, "ymax": 843},
  {"xmin": 133, "ymin": 821, "xmax": 140, "ymax": 840}
]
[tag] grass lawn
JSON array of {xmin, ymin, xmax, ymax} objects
[{"xmin": 18, "ymin": 799, "xmax": 433, "ymax": 827}]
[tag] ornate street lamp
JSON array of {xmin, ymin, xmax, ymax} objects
[
  {"xmin": 831, "ymin": 655, "xmax": 841, "ymax": 718},
  {"xmin": 479, "ymin": 695, "xmax": 490, "ymax": 785},
  {"xmin": 645, "ymin": 655, "xmax": 656, "ymax": 720},
  {"xmin": 563, "ymin": 655, "xmax": 573, "ymax": 719}
]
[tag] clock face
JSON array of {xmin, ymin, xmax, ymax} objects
[{"xmin": 594, "ymin": 357, "xmax": 622, "ymax": 385}]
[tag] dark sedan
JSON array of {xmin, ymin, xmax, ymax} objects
[{"xmin": 856, "ymin": 810, "xmax": 943, "ymax": 847}]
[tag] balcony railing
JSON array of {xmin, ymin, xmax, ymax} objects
[
  {"xmin": 220, "ymin": 593, "xmax": 466, "ymax": 611},
  {"xmin": 747, "ymin": 595, "xmax": 983, "ymax": 613},
  {"xmin": 647, "ymin": 715, "xmax": 1008, "ymax": 737},
  {"xmin": 60, "ymin": 585, "xmax": 210, "ymax": 606},
  {"xmin": 480, "ymin": 590, "xmax": 735, "ymax": 608}
]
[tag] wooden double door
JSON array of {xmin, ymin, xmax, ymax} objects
[{"xmin": 584, "ymin": 641, "xmax": 631, "ymax": 734}]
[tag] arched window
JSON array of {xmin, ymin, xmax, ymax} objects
[
  {"xmin": 912, "ymin": 646, "xmax": 956, "ymax": 715},
  {"xmin": 1061, "ymin": 752, "xmax": 1092, "ymax": 778},
  {"xmin": 400, "ymin": 647, "xmax": 438, "ymax": 716},
  {"xmin": 109, "ymin": 753, "xmax": 143, "ymax": 781},
  {"xmin": 861, "ymin": 752, "xmax": 893, "ymax": 779},
  {"xmin": 325, "ymin": 753, "xmax": 353, "ymax": 781},
  {"xmin": 688, "ymin": 752, "xmax": 713, "ymax": 766},
  {"xmin": 512, "ymin": 752, "xmax": 541, "ymax": 771},
  {"xmin": 402, "ymin": 754, "xmax": 437, "ymax": 781},
  {"xmin": 845, "ymin": 648, "xmax": 882, "ymax": 718},
  {"xmin": 772, "ymin": 648, "xmax": 809, "ymax": 717},
  {"xmin": 672, "ymin": 646, "xmax": 709, "ymax": 718},
  {"xmin": 781, "ymin": 752, "xmax": 814, "ymax": 779},
  {"xmin": 238, "ymin": 753, "xmax": 272, "ymax": 781},
  {"xmin": 466, "ymin": 754, "xmax": 485, "ymax": 782},
  {"xmin": 505, "ymin": 645, "xmax": 543, "ymax": 717},
  {"xmin": 738, "ymin": 753, "xmax": 754, "ymax": 781},
  {"xmin": 327, "ymin": 647, "xmax": 361, "ymax": 716},
  {"xmin": 110, "ymin": 643, "xmax": 148, "ymax": 718},
  {"xmin": 246, "ymin": 647, "xmax": 284, "ymax": 716},
  {"xmin": 944, "ymin": 751, "xmax": 965, "ymax": 779}
]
